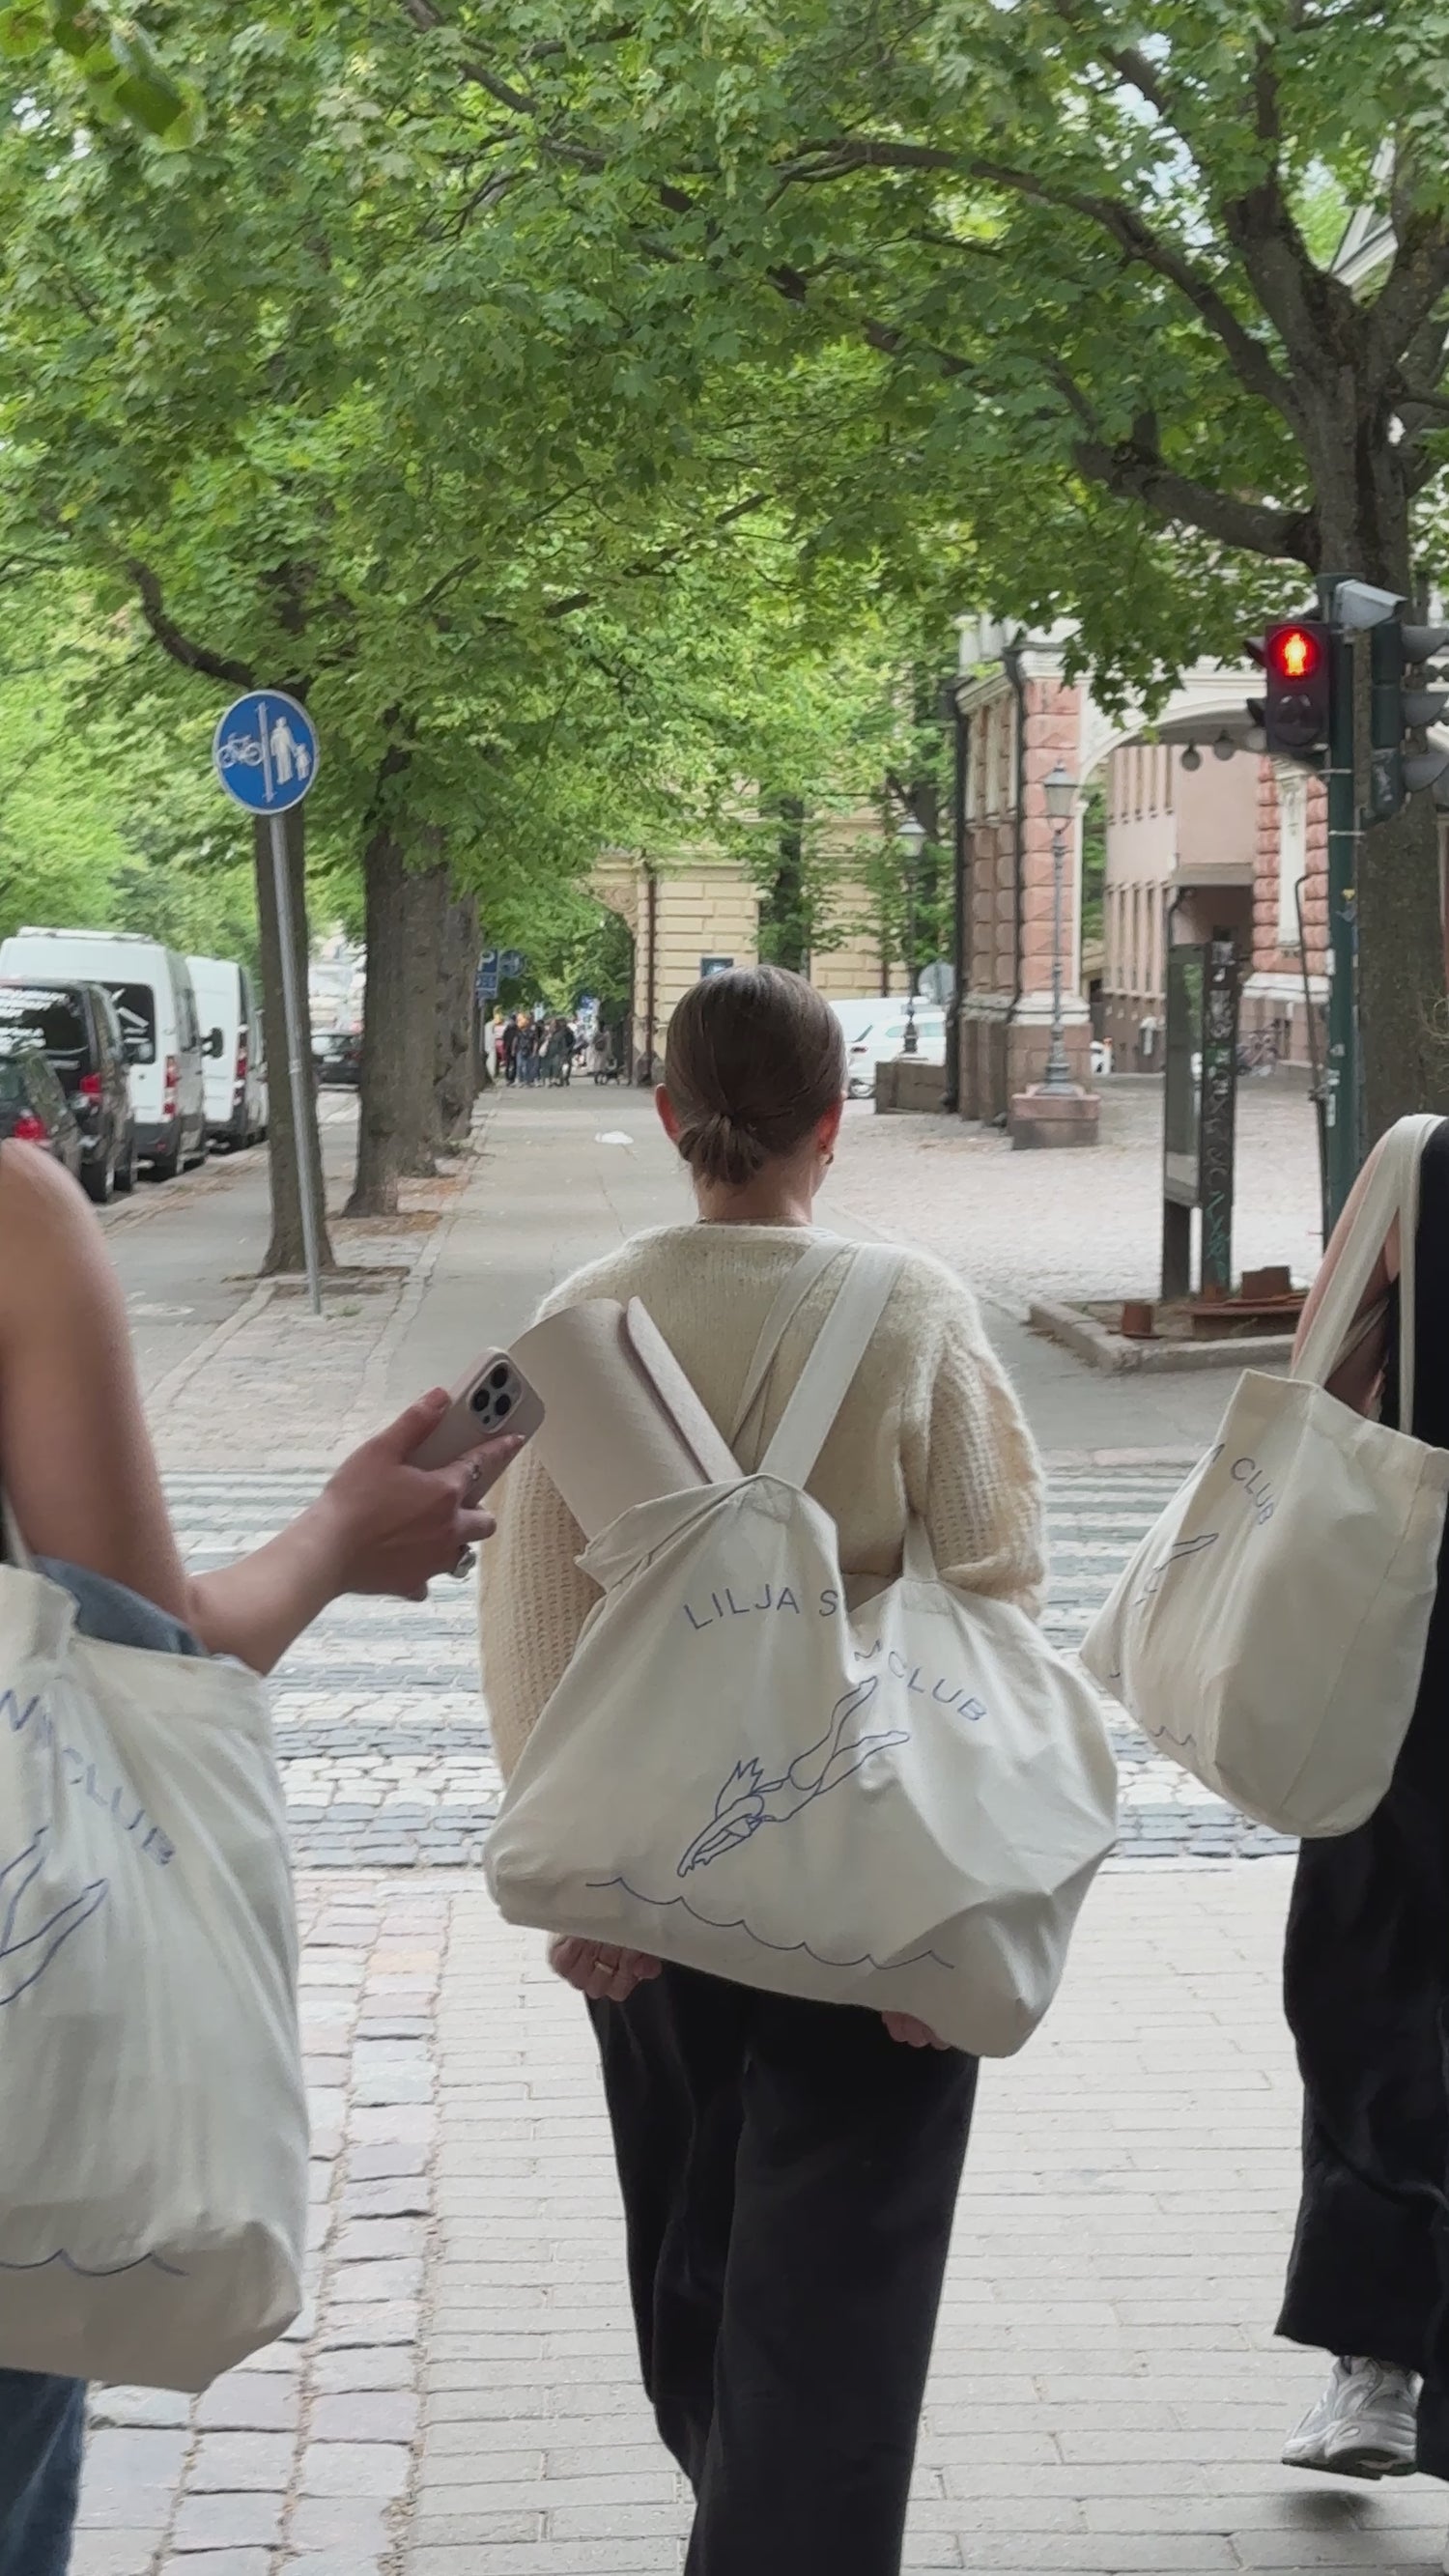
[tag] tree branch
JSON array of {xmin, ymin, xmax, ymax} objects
[
  {"xmin": 1367, "ymin": 214, "xmax": 1449, "ymax": 382},
  {"xmin": 401, "ymin": 0, "xmax": 536, "ymax": 116},
  {"xmin": 125, "ymin": 561, "xmax": 259, "ymax": 690},
  {"xmin": 542, "ymin": 491, "xmax": 771, "ymax": 618},
  {"xmin": 771, "ymin": 137, "xmax": 1300, "ymax": 423},
  {"xmin": 1066, "ymin": 410, "xmax": 1317, "ymax": 564}
]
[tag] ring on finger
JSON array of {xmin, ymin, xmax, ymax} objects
[{"xmin": 448, "ymin": 1544, "xmax": 477, "ymax": 1581}]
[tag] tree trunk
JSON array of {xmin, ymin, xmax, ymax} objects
[
  {"xmin": 760, "ymin": 795, "xmax": 808, "ymax": 972},
  {"xmin": 1358, "ymin": 797, "xmax": 1449, "ymax": 1142},
  {"xmin": 435, "ymin": 887, "xmax": 479, "ymax": 1146},
  {"xmin": 347, "ymin": 828, "xmax": 443, "ymax": 1216},
  {"xmin": 253, "ymin": 807, "xmax": 334, "ymax": 1276}
]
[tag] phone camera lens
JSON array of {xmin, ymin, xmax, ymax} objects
[
  {"xmin": 470, "ymin": 1385, "xmax": 491, "ymax": 1414},
  {"xmin": 489, "ymin": 1363, "xmax": 511, "ymax": 1390},
  {"xmin": 494, "ymin": 1392, "xmax": 513, "ymax": 1419}
]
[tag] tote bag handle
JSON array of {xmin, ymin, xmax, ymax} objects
[
  {"xmin": 758, "ymin": 1246, "xmax": 904, "ymax": 1490},
  {"xmin": 729, "ymin": 1236, "xmax": 853, "ymax": 1461},
  {"xmin": 1293, "ymin": 1114, "xmax": 1442, "ymax": 1422}
]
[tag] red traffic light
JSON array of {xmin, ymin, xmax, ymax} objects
[{"xmin": 1267, "ymin": 624, "xmax": 1323, "ymax": 684}]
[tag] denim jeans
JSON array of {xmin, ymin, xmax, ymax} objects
[{"xmin": 0, "ymin": 2372, "xmax": 84, "ymax": 2576}]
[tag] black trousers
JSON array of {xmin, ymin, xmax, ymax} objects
[
  {"xmin": 1280, "ymin": 1118, "xmax": 1449, "ymax": 2477},
  {"xmin": 589, "ymin": 1965, "xmax": 979, "ymax": 2576}
]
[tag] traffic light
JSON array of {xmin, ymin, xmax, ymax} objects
[
  {"xmin": 1367, "ymin": 619, "xmax": 1449, "ymax": 820},
  {"xmin": 1245, "ymin": 620, "xmax": 1332, "ymax": 766}
]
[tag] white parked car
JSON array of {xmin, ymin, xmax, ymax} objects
[
  {"xmin": 847, "ymin": 1006, "xmax": 948, "ymax": 1096},
  {"xmin": 188, "ymin": 954, "xmax": 268, "ymax": 1150},
  {"xmin": 0, "ymin": 928, "xmax": 208, "ymax": 1179}
]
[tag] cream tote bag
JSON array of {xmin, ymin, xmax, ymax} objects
[
  {"xmin": 488, "ymin": 1245, "xmax": 1118, "ymax": 2058},
  {"xmin": 1081, "ymin": 1115, "xmax": 1449, "ymax": 1837},
  {"xmin": 0, "ymin": 1524, "xmax": 307, "ymax": 2389}
]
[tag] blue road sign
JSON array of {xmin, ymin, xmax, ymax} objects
[
  {"xmin": 213, "ymin": 690, "xmax": 320, "ymax": 814},
  {"xmin": 476, "ymin": 950, "xmax": 499, "ymax": 1002},
  {"xmin": 498, "ymin": 948, "xmax": 526, "ymax": 981}
]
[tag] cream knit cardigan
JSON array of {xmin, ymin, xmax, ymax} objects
[{"xmin": 479, "ymin": 1224, "xmax": 1046, "ymax": 1782}]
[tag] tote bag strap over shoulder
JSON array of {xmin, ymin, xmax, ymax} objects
[
  {"xmin": 1293, "ymin": 1113, "xmax": 1444, "ymax": 1421},
  {"xmin": 728, "ymin": 1235, "xmax": 854, "ymax": 1457},
  {"xmin": 757, "ymin": 1245, "xmax": 905, "ymax": 1491}
]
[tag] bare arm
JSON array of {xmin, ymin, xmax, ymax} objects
[{"xmin": 0, "ymin": 1148, "xmax": 507, "ymax": 1671}]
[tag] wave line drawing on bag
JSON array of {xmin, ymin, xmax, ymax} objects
[
  {"xmin": 0, "ymin": 1826, "xmax": 108, "ymax": 2006},
  {"xmin": 676, "ymin": 1676, "xmax": 911, "ymax": 1878},
  {"xmin": 1132, "ymin": 1531, "xmax": 1220, "ymax": 1610},
  {"xmin": 0, "ymin": 2245, "xmax": 186, "ymax": 2279},
  {"xmin": 585, "ymin": 1876, "xmax": 954, "ymax": 1973}
]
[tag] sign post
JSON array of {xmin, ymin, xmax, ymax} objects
[{"xmin": 212, "ymin": 689, "xmax": 324, "ymax": 1316}]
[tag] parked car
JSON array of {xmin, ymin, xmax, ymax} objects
[
  {"xmin": 828, "ymin": 995, "xmax": 894, "ymax": 1055},
  {"xmin": 0, "ymin": 930, "xmax": 208, "ymax": 1180},
  {"xmin": 0, "ymin": 977, "xmax": 136, "ymax": 1202},
  {"xmin": 0, "ymin": 1036, "xmax": 83, "ymax": 1178},
  {"xmin": 314, "ymin": 1025, "xmax": 363, "ymax": 1088},
  {"xmin": 187, "ymin": 953, "xmax": 268, "ymax": 1150},
  {"xmin": 846, "ymin": 1006, "xmax": 948, "ymax": 1097}
]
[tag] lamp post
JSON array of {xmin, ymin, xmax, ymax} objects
[
  {"xmin": 896, "ymin": 811, "xmax": 926, "ymax": 1053},
  {"xmin": 1041, "ymin": 760, "xmax": 1077, "ymax": 1094}
]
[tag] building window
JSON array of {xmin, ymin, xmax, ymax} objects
[
  {"xmin": 972, "ymin": 706, "xmax": 990, "ymax": 819},
  {"xmin": 1275, "ymin": 764, "xmax": 1308, "ymax": 949}
]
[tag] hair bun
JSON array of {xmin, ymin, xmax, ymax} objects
[
  {"xmin": 680, "ymin": 1108, "xmax": 768, "ymax": 1190},
  {"xmin": 663, "ymin": 966, "xmax": 846, "ymax": 1195}
]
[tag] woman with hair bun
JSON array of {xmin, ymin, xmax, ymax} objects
[{"xmin": 481, "ymin": 965, "xmax": 1045, "ymax": 2576}]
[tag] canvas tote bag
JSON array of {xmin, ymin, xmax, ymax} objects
[
  {"xmin": 0, "ymin": 1513, "xmax": 307, "ymax": 2389},
  {"xmin": 487, "ymin": 1244, "xmax": 1118, "ymax": 2057},
  {"xmin": 1081, "ymin": 1114, "xmax": 1449, "ymax": 1837}
]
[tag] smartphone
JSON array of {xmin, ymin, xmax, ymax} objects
[{"xmin": 409, "ymin": 1350, "xmax": 546, "ymax": 1485}]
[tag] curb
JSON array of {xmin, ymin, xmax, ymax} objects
[
  {"xmin": 144, "ymin": 1280, "xmax": 278, "ymax": 1415},
  {"xmin": 1029, "ymin": 1297, "xmax": 1294, "ymax": 1376},
  {"xmin": 341, "ymin": 1111, "xmax": 496, "ymax": 1448}
]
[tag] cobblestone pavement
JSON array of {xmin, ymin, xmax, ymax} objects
[
  {"xmin": 83, "ymin": 1869, "xmax": 1449, "ymax": 2576},
  {"xmin": 829, "ymin": 1080, "xmax": 1324, "ymax": 1317},
  {"xmin": 173, "ymin": 1463, "xmax": 1291, "ymax": 1872}
]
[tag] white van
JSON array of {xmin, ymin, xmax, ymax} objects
[
  {"xmin": 187, "ymin": 954, "xmax": 268, "ymax": 1150},
  {"xmin": 0, "ymin": 930, "xmax": 207, "ymax": 1178}
]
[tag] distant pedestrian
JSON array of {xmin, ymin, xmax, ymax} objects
[
  {"xmin": 499, "ymin": 1018, "xmax": 520, "ymax": 1087},
  {"xmin": 542, "ymin": 1019, "xmax": 572, "ymax": 1087},
  {"xmin": 516, "ymin": 1020, "xmax": 540, "ymax": 1088},
  {"xmin": 480, "ymin": 965, "xmax": 1045, "ymax": 2576}
]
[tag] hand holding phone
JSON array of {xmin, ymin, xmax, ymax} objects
[{"xmin": 409, "ymin": 1350, "xmax": 546, "ymax": 1485}]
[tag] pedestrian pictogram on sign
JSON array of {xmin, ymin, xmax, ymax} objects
[{"xmin": 212, "ymin": 690, "xmax": 320, "ymax": 815}]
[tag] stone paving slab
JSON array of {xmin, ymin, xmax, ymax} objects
[
  {"xmin": 77, "ymin": 1866, "xmax": 1448, "ymax": 2574},
  {"xmin": 827, "ymin": 1083, "xmax": 1323, "ymax": 1320}
]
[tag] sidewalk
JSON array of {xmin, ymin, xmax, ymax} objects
[
  {"xmin": 72, "ymin": 1084, "xmax": 1412, "ymax": 2576},
  {"xmin": 78, "ymin": 1867, "xmax": 1449, "ymax": 2576}
]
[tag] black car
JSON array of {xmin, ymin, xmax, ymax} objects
[
  {"xmin": 0, "ymin": 1037, "xmax": 84, "ymax": 1179},
  {"xmin": 0, "ymin": 977, "xmax": 136, "ymax": 1202},
  {"xmin": 314, "ymin": 1026, "xmax": 363, "ymax": 1087}
]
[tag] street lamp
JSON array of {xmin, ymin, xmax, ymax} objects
[
  {"xmin": 1040, "ymin": 760, "xmax": 1077, "ymax": 1094},
  {"xmin": 896, "ymin": 811, "xmax": 927, "ymax": 1054}
]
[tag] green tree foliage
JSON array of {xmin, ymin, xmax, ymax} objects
[
  {"xmin": 0, "ymin": 573, "xmax": 257, "ymax": 956},
  {"xmin": 393, "ymin": 0, "xmax": 1449, "ymax": 1123}
]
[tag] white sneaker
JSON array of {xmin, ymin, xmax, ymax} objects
[{"xmin": 1283, "ymin": 2357, "xmax": 1419, "ymax": 2479}]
